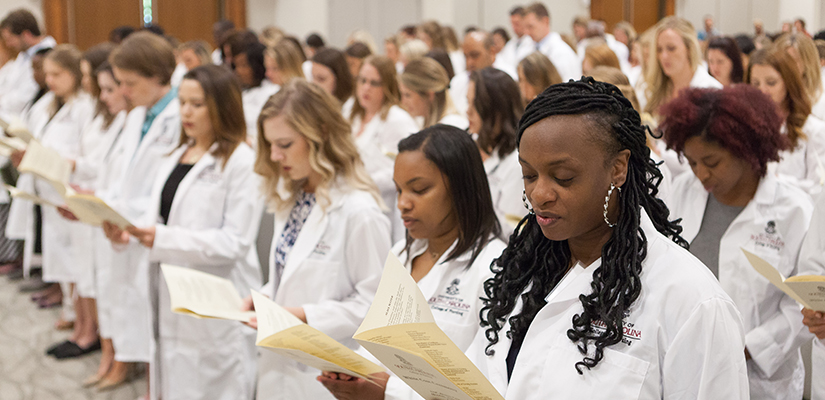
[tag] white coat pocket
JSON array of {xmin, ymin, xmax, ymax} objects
[
  {"xmin": 288, "ymin": 259, "xmax": 341, "ymax": 304},
  {"xmin": 538, "ymin": 336, "xmax": 649, "ymax": 399}
]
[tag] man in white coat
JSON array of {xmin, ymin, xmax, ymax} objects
[
  {"xmin": 497, "ymin": 6, "xmax": 535, "ymax": 70},
  {"xmin": 523, "ymin": 2, "xmax": 581, "ymax": 82},
  {"xmin": 449, "ymin": 31, "xmax": 517, "ymax": 117},
  {"xmin": 104, "ymin": 32, "xmax": 181, "ymax": 399},
  {"xmin": 0, "ymin": 9, "xmax": 56, "ymax": 116}
]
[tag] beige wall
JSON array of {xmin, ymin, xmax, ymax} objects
[{"xmin": 677, "ymin": 0, "xmax": 821, "ymax": 36}]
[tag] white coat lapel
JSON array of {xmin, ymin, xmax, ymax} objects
[
  {"xmin": 678, "ymin": 177, "xmax": 709, "ymax": 243},
  {"xmin": 143, "ymin": 145, "xmax": 185, "ymax": 225},
  {"xmin": 166, "ymin": 145, "xmax": 218, "ymax": 224},
  {"xmin": 130, "ymin": 100, "xmax": 179, "ymax": 171},
  {"xmin": 277, "ymin": 204, "xmax": 328, "ymax": 285}
]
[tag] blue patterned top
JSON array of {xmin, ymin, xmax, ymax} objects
[{"xmin": 273, "ymin": 191, "xmax": 317, "ymax": 278}]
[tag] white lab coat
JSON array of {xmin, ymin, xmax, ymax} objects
[
  {"xmin": 772, "ymin": 115, "xmax": 825, "ymax": 195},
  {"xmin": 242, "ymin": 80, "xmax": 279, "ymax": 143},
  {"xmin": 108, "ymin": 98, "xmax": 181, "ymax": 363},
  {"xmin": 668, "ymin": 172, "xmax": 813, "ymax": 399},
  {"xmin": 348, "ymin": 105, "xmax": 418, "ymax": 241},
  {"xmin": 535, "ymin": 32, "xmax": 581, "ymax": 82},
  {"xmin": 0, "ymin": 36, "xmax": 56, "ymax": 116},
  {"xmin": 438, "ymin": 113, "xmax": 469, "ymax": 130},
  {"xmin": 811, "ymin": 75, "xmax": 825, "ymax": 121},
  {"xmin": 498, "ymin": 36, "xmax": 535, "ymax": 70},
  {"xmin": 484, "ymin": 148, "xmax": 526, "ymax": 236},
  {"xmin": 465, "ymin": 210, "xmax": 749, "ymax": 399},
  {"xmin": 449, "ymin": 50, "xmax": 466, "ymax": 77},
  {"xmin": 256, "ymin": 180, "xmax": 391, "ymax": 400},
  {"xmin": 377, "ymin": 237, "xmax": 505, "ymax": 400},
  {"xmin": 6, "ymin": 92, "xmax": 95, "ymax": 281},
  {"xmin": 142, "ymin": 143, "xmax": 263, "ymax": 400},
  {"xmin": 70, "ymin": 112, "xmax": 128, "ymax": 297},
  {"xmin": 88, "ymin": 111, "xmax": 128, "ymax": 338}
]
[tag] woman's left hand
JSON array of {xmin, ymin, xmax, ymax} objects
[
  {"xmin": 126, "ymin": 225, "xmax": 156, "ymax": 248},
  {"xmin": 802, "ymin": 308, "xmax": 825, "ymax": 340}
]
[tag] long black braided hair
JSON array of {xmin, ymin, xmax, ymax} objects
[{"xmin": 480, "ymin": 77, "xmax": 688, "ymax": 374}]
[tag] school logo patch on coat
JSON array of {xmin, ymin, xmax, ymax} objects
[
  {"xmin": 765, "ymin": 220, "xmax": 777, "ymax": 234},
  {"xmin": 446, "ymin": 279, "xmax": 460, "ymax": 295}
]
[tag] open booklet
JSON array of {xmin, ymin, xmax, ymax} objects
[
  {"xmin": 250, "ymin": 290, "xmax": 386, "ymax": 384},
  {"xmin": 0, "ymin": 115, "xmax": 35, "ymax": 144},
  {"xmin": 0, "ymin": 135, "xmax": 27, "ymax": 157},
  {"xmin": 353, "ymin": 253, "xmax": 504, "ymax": 400},
  {"xmin": 743, "ymin": 249, "xmax": 825, "ymax": 312},
  {"xmin": 160, "ymin": 264, "xmax": 255, "ymax": 322},
  {"xmin": 4, "ymin": 184, "xmax": 60, "ymax": 207},
  {"xmin": 12, "ymin": 140, "xmax": 132, "ymax": 229}
]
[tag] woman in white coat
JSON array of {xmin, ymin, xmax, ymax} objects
[
  {"xmin": 232, "ymin": 39, "xmax": 279, "ymax": 145},
  {"xmin": 465, "ymin": 78, "xmax": 748, "ymax": 399},
  {"xmin": 7, "ymin": 44, "xmax": 95, "ymax": 315},
  {"xmin": 398, "ymin": 58, "xmax": 468, "ymax": 130},
  {"xmin": 242, "ymin": 79, "xmax": 391, "ymax": 400},
  {"xmin": 318, "ymin": 125, "xmax": 506, "ymax": 400},
  {"xmin": 467, "ymin": 67, "xmax": 525, "ymax": 235},
  {"xmin": 347, "ymin": 55, "xmax": 419, "ymax": 242},
  {"xmin": 661, "ymin": 85, "xmax": 813, "ymax": 399},
  {"xmin": 107, "ymin": 65, "xmax": 262, "ymax": 399},
  {"xmin": 748, "ymin": 47, "xmax": 825, "ymax": 195},
  {"xmin": 311, "ymin": 48, "xmax": 355, "ymax": 113},
  {"xmin": 77, "ymin": 61, "xmax": 132, "ymax": 388},
  {"xmin": 103, "ymin": 31, "xmax": 181, "ymax": 378}
]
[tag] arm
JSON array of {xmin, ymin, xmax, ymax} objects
[
  {"xmin": 303, "ymin": 206, "xmax": 392, "ymax": 343},
  {"xmin": 662, "ymin": 297, "xmax": 749, "ymax": 399},
  {"xmin": 149, "ymin": 162, "xmax": 265, "ymax": 266}
]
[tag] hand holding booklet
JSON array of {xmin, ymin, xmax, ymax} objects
[
  {"xmin": 353, "ymin": 253, "xmax": 504, "ymax": 400},
  {"xmin": 15, "ymin": 140, "xmax": 132, "ymax": 229},
  {"xmin": 250, "ymin": 290, "xmax": 386, "ymax": 383},
  {"xmin": 743, "ymin": 248, "xmax": 825, "ymax": 312},
  {"xmin": 160, "ymin": 264, "xmax": 255, "ymax": 322}
]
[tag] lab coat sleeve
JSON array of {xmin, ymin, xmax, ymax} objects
[
  {"xmin": 661, "ymin": 297, "xmax": 749, "ymax": 400},
  {"xmin": 149, "ymin": 163, "xmax": 265, "ymax": 267},
  {"xmin": 745, "ymin": 290, "xmax": 810, "ymax": 378},
  {"xmin": 302, "ymin": 205, "xmax": 391, "ymax": 343}
]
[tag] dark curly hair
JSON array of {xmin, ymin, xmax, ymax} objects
[
  {"xmin": 480, "ymin": 77, "xmax": 687, "ymax": 374},
  {"xmin": 659, "ymin": 85, "xmax": 789, "ymax": 177}
]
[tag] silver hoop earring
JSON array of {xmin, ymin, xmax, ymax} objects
[
  {"xmin": 522, "ymin": 190, "xmax": 534, "ymax": 214},
  {"xmin": 603, "ymin": 183, "xmax": 621, "ymax": 228}
]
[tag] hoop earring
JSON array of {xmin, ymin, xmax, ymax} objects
[
  {"xmin": 522, "ymin": 189, "xmax": 534, "ymax": 214},
  {"xmin": 603, "ymin": 183, "xmax": 621, "ymax": 228}
]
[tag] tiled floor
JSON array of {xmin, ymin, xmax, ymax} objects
[{"xmin": 0, "ymin": 275, "xmax": 146, "ymax": 400}]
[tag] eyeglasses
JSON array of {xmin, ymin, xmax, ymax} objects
[{"xmin": 357, "ymin": 76, "xmax": 383, "ymax": 88}]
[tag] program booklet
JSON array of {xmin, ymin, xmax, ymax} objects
[
  {"xmin": 743, "ymin": 248, "xmax": 825, "ymax": 312},
  {"xmin": 353, "ymin": 253, "xmax": 504, "ymax": 400}
]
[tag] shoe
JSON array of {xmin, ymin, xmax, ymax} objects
[
  {"xmin": 96, "ymin": 363, "xmax": 141, "ymax": 392},
  {"xmin": 46, "ymin": 340, "xmax": 72, "ymax": 355},
  {"xmin": 37, "ymin": 296, "xmax": 62, "ymax": 309},
  {"xmin": 53, "ymin": 340, "xmax": 101, "ymax": 359}
]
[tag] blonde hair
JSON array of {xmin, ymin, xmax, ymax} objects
[
  {"xmin": 518, "ymin": 51, "xmax": 562, "ymax": 96},
  {"xmin": 644, "ymin": 17, "xmax": 702, "ymax": 115},
  {"xmin": 614, "ymin": 21, "xmax": 637, "ymax": 43},
  {"xmin": 775, "ymin": 33, "xmax": 822, "ymax": 101},
  {"xmin": 399, "ymin": 57, "xmax": 455, "ymax": 128},
  {"xmin": 260, "ymin": 26, "xmax": 285, "ymax": 48},
  {"xmin": 399, "ymin": 39, "xmax": 429, "ymax": 63},
  {"xmin": 268, "ymin": 39, "xmax": 305, "ymax": 83},
  {"xmin": 178, "ymin": 40, "xmax": 212, "ymax": 66},
  {"xmin": 584, "ymin": 42, "xmax": 621, "ymax": 71},
  {"xmin": 255, "ymin": 79, "xmax": 381, "ymax": 210},
  {"xmin": 350, "ymin": 55, "xmax": 400, "ymax": 122},
  {"xmin": 348, "ymin": 29, "xmax": 378, "ymax": 54}
]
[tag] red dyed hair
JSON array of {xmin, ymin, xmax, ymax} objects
[{"xmin": 659, "ymin": 85, "xmax": 789, "ymax": 177}]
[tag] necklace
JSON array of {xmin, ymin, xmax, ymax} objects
[{"xmin": 428, "ymin": 247, "xmax": 444, "ymax": 261}]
